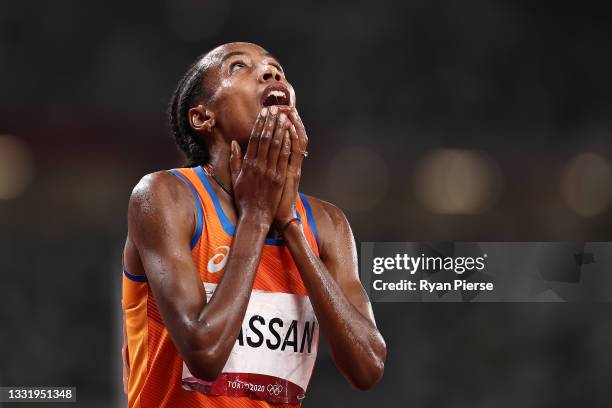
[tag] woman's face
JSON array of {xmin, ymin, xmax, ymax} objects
[{"xmin": 205, "ymin": 42, "xmax": 296, "ymax": 147}]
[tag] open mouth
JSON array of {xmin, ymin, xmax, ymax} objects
[{"xmin": 261, "ymin": 84, "xmax": 290, "ymax": 107}]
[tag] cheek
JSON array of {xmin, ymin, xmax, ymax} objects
[
  {"xmin": 213, "ymin": 81, "xmax": 259, "ymax": 140},
  {"xmin": 219, "ymin": 101, "xmax": 257, "ymax": 141},
  {"xmin": 230, "ymin": 113, "xmax": 254, "ymax": 140},
  {"xmin": 220, "ymin": 78, "xmax": 232, "ymax": 88}
]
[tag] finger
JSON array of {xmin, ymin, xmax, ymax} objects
[
  {"xmin": 276, "ymin": 105, "xmax": 293, "ymax": 115},
  {"xmin": 229, "ymin": 140, "xmax": 242, "ymax": 186},
  {"xmin": 244, "ymin": 107, "xmax": 268, "ymax": 162},
  {"xmin": 256, "ymin": 105, "xmax": 279, "ymax": 167},
  {"xmin": 277, "ymin": 129, "xmax": 291, "ymax": 177},
  {"xmin": 289, "ymin": 109, "xmax": 308, "ymax": 152},
  {"xmin": 287, "ymin": 123, "xmax": 304, "ymax": 170},
  {"xmin": 268, "ymin": 113, "xmax": 288, "ymax": 171}
]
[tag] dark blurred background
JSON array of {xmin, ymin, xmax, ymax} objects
[{"xmin": 1, "ymin": 0, "xmax": 612, "ymax": 406}]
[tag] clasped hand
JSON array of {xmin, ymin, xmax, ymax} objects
[{"xmin": 229, "ymin": 105, "xmax": 308, "ymax": 232}]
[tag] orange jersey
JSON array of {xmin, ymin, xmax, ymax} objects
[{"xmin": 122, "ymin": 166, "xmax": 320, "ymax": 408}]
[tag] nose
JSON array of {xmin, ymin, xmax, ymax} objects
[{"xmin": 258, "ymin": 64, "xmax": 283, "ymax": 83}]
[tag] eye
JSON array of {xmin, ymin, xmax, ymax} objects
[{"xmin": 230, "ymin": 61, "xmax": 246, "ymax": 74}]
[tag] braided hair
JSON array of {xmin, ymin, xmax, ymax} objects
[{"xmin": 168, "ymin": 54, "xmax": 214, "ymax": 167}]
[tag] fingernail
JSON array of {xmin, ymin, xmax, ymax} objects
[
  {"xmin": 230, "ymin": 140, "xmax": 236, "ymax": 154},
  {"xmin": 270, "ymin": 106, "xmax": 278, "ymax": 114},
  {"xmin": 261, "ymin": 107, "xmax": 268, "ymax": 116}
]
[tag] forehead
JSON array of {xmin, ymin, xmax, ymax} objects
[{"xmin": 203, "ymin": 43, "xmax": 276, "ymax": 67}]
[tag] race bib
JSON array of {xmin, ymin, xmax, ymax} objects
[{"xmin": 182, "ymin": 283, "xmax": 319, "ymax": 404}]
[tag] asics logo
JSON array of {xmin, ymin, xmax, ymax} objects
[
  {"xmin": 207, "ymin": 246, "xmax": 230, "ymax": 273},
  {"xmin": 267, "ymin": 383, "xmax": 284, "ymax": 396}
]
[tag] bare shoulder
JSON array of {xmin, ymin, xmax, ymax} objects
[
  {"xmin": 130, "ymin": 170, "xmax": 191, "ymax": 205},
  {"xmin": 301, "ymin": 194, "xmax": 355, "ymax": 258},
  {"xmin": 302, "ymin": 194, "xmax": 349, "ymax": 229},
  {"xmin": 128, "ymin": 171, "xmax": 196, "ymax": 243},
  {"xmin": 129, "ymin": 171, "xmax": 193, "ymax": 216}
]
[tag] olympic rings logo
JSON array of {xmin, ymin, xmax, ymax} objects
[{"xmin": 266, "ymin": 383, "xmax": 284, "ymax": 396}]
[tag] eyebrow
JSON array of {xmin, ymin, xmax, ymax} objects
[
  {"xmin": 221, "ymin": 51, "xmax": 247, "ymax": 62},
  {"xmin": 220, "ymin": 50, "xmax": 283, "ymax": 68}
]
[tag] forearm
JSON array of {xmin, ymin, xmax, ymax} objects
[
  {"xmin": 283, "ymin": 223, "xmax": 386, "ymax": 389},
  {"xmin": 188, "ymin": 218, "xmax": 269, "ymax": 378}
]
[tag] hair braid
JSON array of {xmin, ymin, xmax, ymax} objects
[{"xmin": 168, "ymin": 54, "xmax": 212, "ymax": 167}]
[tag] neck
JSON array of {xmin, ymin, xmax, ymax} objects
[{"xmin": 206, "ymin": 141, "xmax": 232, "ymax": 193}]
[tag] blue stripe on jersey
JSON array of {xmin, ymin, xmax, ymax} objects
[
  {"xmin": 168, "ymin": 169, "xmax": 204, "ymax": 250},
  {"xmin": 194, "ymin": 166, "xmax": 303, "ymax": 247},
  {"xmin": 124, "ymin": 269, "xmax": 147, "ymax": 283},
  {"xmin": 299, "ymin": 193, "xmax": 319, "ymax": 246}
]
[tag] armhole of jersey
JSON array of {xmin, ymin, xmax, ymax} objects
[
  {"xmin": 124, "ymin": 269, "xmax": 148, "ymax": 283},
  {"xmin": 168, "ymin": 169, "xmax": 204, "ymax": 250},
  {"xmin": 299, "ymin": 193, "xmax": 319, "ymax": 247}
]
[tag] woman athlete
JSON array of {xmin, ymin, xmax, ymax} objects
[{"xmin": 122, "ymin": 42, "xmax": 386, "ymax": 407}]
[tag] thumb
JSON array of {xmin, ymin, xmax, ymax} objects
[{"xmin": 229, "ymin": 140, "xmax": 242, "ymax": 185}]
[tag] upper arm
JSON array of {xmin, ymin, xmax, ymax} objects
[
  {"xmin": 128, "ymin": 172, "xmax": 207, "ymax": 355},
  {"xmin": 307, "ymin": 196, "xmax": 377, "ymax": 324}
]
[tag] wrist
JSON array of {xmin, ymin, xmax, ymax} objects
[
  {"xmin": 237, "ymin": 215, "xmax": 272, "ymax": 234},
  {"xmin": 281, "ymin": 218, "xmax": 305, "ymax": 240},
  {"xmin": 274, "ymin": 208, "xmax": 297, "ymax": 230}
]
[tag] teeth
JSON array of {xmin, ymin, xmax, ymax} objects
[{"xmin": 268, "ymin": 90, "xmax": 286, "ymax": 98}]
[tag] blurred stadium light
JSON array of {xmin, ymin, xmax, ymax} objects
[
  {"xmin": 414, "ymin": 148, "xmax": 502, "ymax": 214},
  {"xmin": 561, "ymin": 152, "xmax": 612, "ymax": 217},
  {"xmin": 0, "ymin": 134, "xmax": 33, "ymax": 200}
]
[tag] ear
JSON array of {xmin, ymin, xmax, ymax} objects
[{"xmin": 188, "ymin": 105, "xmax": 216, "ymax": 133}]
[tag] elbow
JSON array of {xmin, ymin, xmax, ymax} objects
[
  {"xmin": 180, "ymin": 319, "xmax": 231, "ymax": 382},
  {"xmin": 188, "ymin": 365, "xmax": 221, "ymax": 383},
  {"xmin": 350, "ymin": 337, "xmax": 387, "ymax": 391},
  {"xmin": 184, "ymin": 346, "xmax": 225, "ymax": 382},
  {"xmin": 182, "ymin": 329, "xmax": 229, "ymax": 382},
  {"xmin": 351, "ymin": 356, "xmax": 385, "ymax": 391}
]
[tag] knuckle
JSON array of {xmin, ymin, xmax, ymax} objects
[
  {"xmin": 265, "ymin": 168, "xmax": 276, "ymax": 179},
  {"xmin": 272, "ymin": 137, "xmax": 282, "ymax": 147},
  {"xmin": 243, "ymin": 159, "xmax": 254, "ymax": 169}
]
